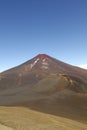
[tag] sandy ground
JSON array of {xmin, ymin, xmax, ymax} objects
[
  {"xmin": 0, "ymin": 124, "xmax": 13, "ymax": 130},
  {"xmin": 0, "ymin": 106, "xmax": 87, "ymax": 130}
]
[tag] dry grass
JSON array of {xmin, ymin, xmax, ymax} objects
[
  {"xmin": 0, "ymin": 124, "xmax": 13, "ymax": 130},
  {"xmin": 0, "ymin": 106, "xmax": 87, "ymax": 130}
]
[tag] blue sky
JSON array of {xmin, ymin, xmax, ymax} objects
[{"xmin": 0, "ymin": 0, "xmax": 87, "ymax": 72}]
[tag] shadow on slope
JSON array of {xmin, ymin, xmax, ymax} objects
[{"xmin": 17, "ymin": 93, "xmax": 87, "ymax": 124}]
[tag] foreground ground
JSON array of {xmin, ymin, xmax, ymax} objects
[{"xmin": 0, "ymin": 106, "xmax": 87, "ymax": 130}]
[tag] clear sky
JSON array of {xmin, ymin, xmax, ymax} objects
[{"xmin": 0, "ymin": 0, "xmax": 87, "ymax": 72}]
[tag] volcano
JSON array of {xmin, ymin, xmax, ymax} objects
[
  {"xmin": 0, "ymin": 54, "xmax": 87, "ymax": 128},
  {"xmin": 0, "ymin": 54, "xmax": 87, "ymax": 93}
]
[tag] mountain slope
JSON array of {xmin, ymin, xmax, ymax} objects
[
  {"xmin": 0, "ymin": 54, "xmax": 87, "ymax": 91},
  {"xmin": 0, "ymin": 54, "xmax": 87, "ymax": 128}
]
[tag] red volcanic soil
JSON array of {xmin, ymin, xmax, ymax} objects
[{"xmin": 36, "ymin": 54, "xmax": 50, "ymax": 59}]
